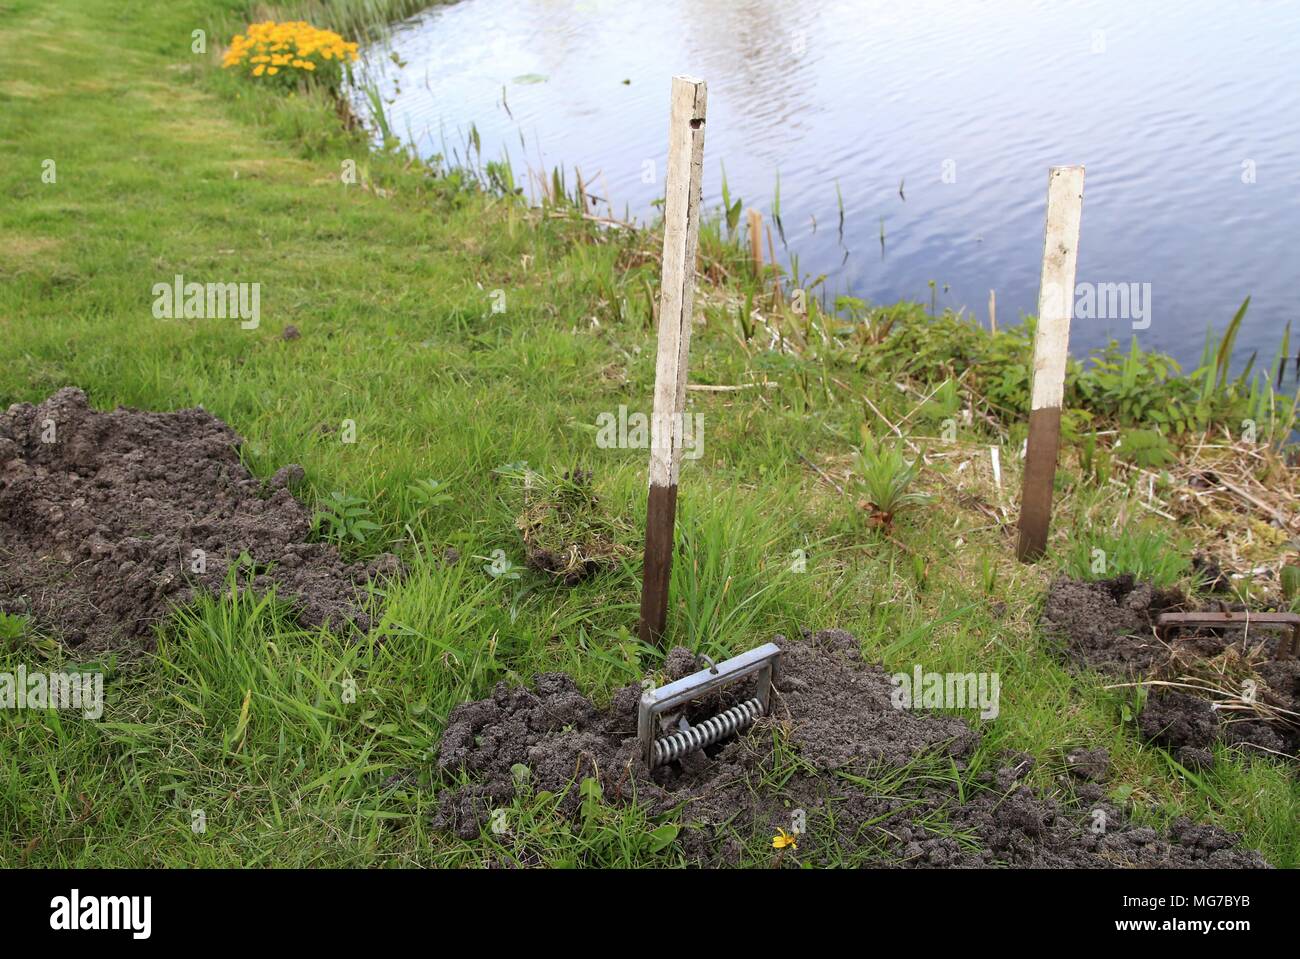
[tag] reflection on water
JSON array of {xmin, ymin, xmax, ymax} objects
[{"xmin": 359, "ymin": 0, "xmax": 1300, "ymax": 369}]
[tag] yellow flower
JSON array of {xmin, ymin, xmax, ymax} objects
[
  {"xmin": 772, "ymin": 828, "xmax": 798, "ymax": 850},
  {"xmin": 223, "ymin": 20, "xmax": 356, "ymax": 76},
  {"xmin": 252, "ymin": 64, "xmax": 265, "ymax": 77}
]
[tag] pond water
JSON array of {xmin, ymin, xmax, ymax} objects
[{"xmin": 358, "ymin": 0, "xmax": 1300, "ymax": 374}]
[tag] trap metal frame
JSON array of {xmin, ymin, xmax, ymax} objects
[
  {"xmin": 638, "ymin": 643, "xmax": 781, "ymax": 769},
  {"xmin": 1156, "ymin": 611, "xmax": 1299, "ymax": 660}
]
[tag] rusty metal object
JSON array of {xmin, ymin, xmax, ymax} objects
[{"xmin": 1156, "ymin": 611, "xmax": 1299, "ymax": 660}]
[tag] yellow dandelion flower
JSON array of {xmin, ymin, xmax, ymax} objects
[
  {"xmin": 772, "ymin": 828, "xmax": 798, "ymax": 850},
  {"xmin": 252, "ymin": 64, "xmax": 265, "ymax": 76}
]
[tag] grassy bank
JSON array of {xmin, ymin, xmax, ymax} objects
[{"xmin": 1, "ymin": 0, "xmax": 1296, "ymax": 867}]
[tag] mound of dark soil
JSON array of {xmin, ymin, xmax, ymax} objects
[
  {"xmin": 1041, "ymin": 575, "xmax": 1183, "ymax": 675},
  {"xmin": 0, "ymin": 388, "xmax": 399, "ymax": 651},
  {"xmin": 431, "ymin": 629, "xmax": 1269, "ymax": 867},
  {"xmin": 1042, "ymin": 576, "xmax": 1300, "ymax": 764}
]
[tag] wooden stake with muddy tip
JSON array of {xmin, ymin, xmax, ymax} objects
[
  {"xmin": 639, "ymin": 75, "xmax": 707, "ymax": 646},
  {"xmin": 1016, "ymin": 165, "xmax": 1085, "ymax": 562}
]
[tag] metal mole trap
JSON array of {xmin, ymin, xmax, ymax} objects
[
  {"xmin": 638, "ymin": 643, "xmax": 781, "ymax": 770},
  {"xmin": 1157, "ymin": 611, "xmax": 1298, "ymax": 660}
]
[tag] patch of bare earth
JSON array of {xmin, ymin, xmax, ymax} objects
[
  {"xmin": 0, "ymin": 388, "xmax": 399, "ymax": 652},
  {"xmin": 1042, "ymin": 575, "xmax": 1299, "ymax": 767}
]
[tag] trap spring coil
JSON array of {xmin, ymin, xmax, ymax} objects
[{"xmin": 651, "ymin": 697, "xmax": 763, "ymax": 768}]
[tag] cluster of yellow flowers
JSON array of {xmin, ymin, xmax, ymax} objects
[{"xmin": 221, "ymin": 21, "xmax": 358, "ymax": 83}]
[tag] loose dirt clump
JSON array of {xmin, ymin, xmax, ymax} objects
[
  {"xmin": 430, "ymin": 629, "xmax": 1269, "ymax": 867},
  {"xmin": 1138, "ymin": 691, "xmax": 1218, "ymax": 766},
  {"xmin": 1042, "ymin": 575, "xmax": 1300, "ymax": 764},
  {"xmin": 510, "ymin": 467, "xmax": 632, "ymax": 585},
  {"xmin": 0, "ymin": 388, "xmax": 399, "ymax": 652},
  {"xmin": 1065, "ymin": 747, "xmax": 1111, "ymax": 782}
]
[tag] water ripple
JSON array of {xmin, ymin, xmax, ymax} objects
[{"xmin": 360, "ymin": 0, "xmax": 1300, "ymax": 366}]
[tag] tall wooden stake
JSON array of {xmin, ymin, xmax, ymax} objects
[
  {"xmin": 639, "ymin": 76, "xmax": 707, "ymax": 645},
  {"xmin": 1016, "ymin": 165, "xmax": 1084, "ymax": 561}
]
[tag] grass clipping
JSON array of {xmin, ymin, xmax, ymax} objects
[{"xmin": 508, "ymin": 467, "xmax": 633, "ymax": 585}]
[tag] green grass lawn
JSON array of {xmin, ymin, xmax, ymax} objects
[{"xmin": 1, "ymin": 0, "xmax": 1296, "ymax": 867}]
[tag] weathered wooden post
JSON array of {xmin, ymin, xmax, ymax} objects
[
  {"xmin": 1016, "ymin": 165, "xmax": 1084, "ymax": 561},
  {"xmin": 639, "ymin": 76, "xmax": 707, "ymax": 645},
  {"xmin": 747, "ymin": 208, "xmax": 764, "ymax": 278}
]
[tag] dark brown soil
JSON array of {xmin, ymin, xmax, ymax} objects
[
  {"xmin": 1065, "ymin": 747, "xmax": 1111, "ymax": 782},
  {"xmin": 430, "ymin": 629, "xmax": 1270, "ymax": 867},
  {"xmin": 1042, "ymin": 575, "xmax": 1300, "ymax": 764},
  {"xmin": 521, "ymin": 545, "xmax": 605, "ymax": 586},
  {"xmin": 0, "ymin": 388, "xmax": 399, "ymax": 652},
  {"xmin": 1041, "ymin": 575, "xmax": 1184, "ymax": 675}
]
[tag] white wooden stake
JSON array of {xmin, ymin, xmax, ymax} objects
[{"xmin": 639, "ymin": 76, "xmax": 707, "ymax": 645}]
